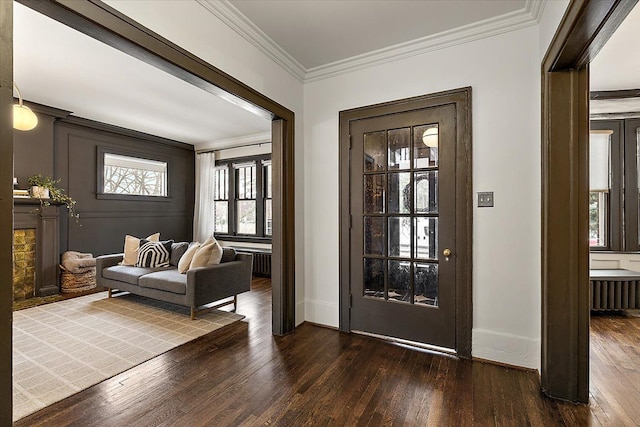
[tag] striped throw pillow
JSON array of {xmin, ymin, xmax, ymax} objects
[{"xmin": 135, "ymin": 239, "xmax": 174, "ymax": 268}]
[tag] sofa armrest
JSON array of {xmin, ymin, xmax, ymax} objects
[
  {"xmin": 186, "ymin": 254, "xmax": 253, "ymax": 307},
  {"xmin": 96, "ymin": 253, "xmax": 124, "ymax": 281}
]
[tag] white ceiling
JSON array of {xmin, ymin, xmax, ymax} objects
[
  {"xmin": 13, "ymin": 2, "xmax": 271, "ymax": 146},
  {"xmin": 591, "ymin": 2, "xmax": 640, "ymax": 92},
  {"xmin": 228, "ymin": 0, "xmax": 526, "ymax": 69}
]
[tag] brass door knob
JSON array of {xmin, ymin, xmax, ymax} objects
[{"xmin": 443, "ymin": 248, "xmax": 452, "ymax": 257}]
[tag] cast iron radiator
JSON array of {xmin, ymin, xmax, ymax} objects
[
  {"xmin": 590, "ymin": 269, "xmax": 640, "ymax": 310},
  {"xmin": 252, "ymin": 251, "xmax": 272, "ymax": 277}
]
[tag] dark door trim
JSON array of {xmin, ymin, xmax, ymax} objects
[
  {"xmin": 0, "ymin": 0, "xmax": 14, "ymax": 424},
  {"xmin": 541, "ymin": 0, "xmax": 637, "ymax": 403},
  {"xmin": 338, "ymin": 87, "xmax": 472, "ymax": 358},
  {"xmin": 1, "ymin": 1, "xmax": 297, "ymax": 418}
]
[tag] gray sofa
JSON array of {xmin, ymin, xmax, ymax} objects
[{"xmin": 96, "ymin": 245, "xmax": 253, "ymax": 319}]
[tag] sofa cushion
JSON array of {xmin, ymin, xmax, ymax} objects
[
  {"xmin": 103, "ymin": 265, "xmax": 164, "ymax": 285},
  {"xmin": 190, "ymin": 237, "xmax": 223, "ymax": 269},
  {"xmin": 121, "ymin": 233, "xmax": 160, "ymax": 266},
  {"xmin": 178, "ymin": 242, "xmax": 201, "ymax": 274},
  {"xmin": 136, "ymin": 239, "xmax": 174, "ymax": 268},
  {"xmin": 138, "ymin": 269, "xmax": 187, "ymax": 295},
  {"xmin": 170, "ymin": 242, "xmax": 189, "ymax": 267},
  {"xmin": 220, "ymin": 247, "xmax": 236, "ymax": 263}
]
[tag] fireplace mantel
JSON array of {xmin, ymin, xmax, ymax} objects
[{"xmin": 14, "ymin": 199, "xmax": 60, "ymax": 297}]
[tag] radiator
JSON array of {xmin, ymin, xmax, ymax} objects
[
  {"xmin": 590, "ymin": 278, "xmax": 640, "ymax": 310},
  {"xmin": 252, "ymin": 251, "xmax": 272, "ymax": 277}
]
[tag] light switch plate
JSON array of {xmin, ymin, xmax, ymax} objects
[{"xmin": 477, "ymin": 192, "xmax": 494, "ymax": 207}]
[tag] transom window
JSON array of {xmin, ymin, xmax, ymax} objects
[
  {"xmin": 102, "ymin": 153, "xmax": 168, "ymax": 197},
  {"xmin": 214, "ymin": 154, "xmax": 271, "ymax": 242}
]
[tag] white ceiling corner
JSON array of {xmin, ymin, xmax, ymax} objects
[
  {"xmin": 199, "ymin": 0, "xmax": 543, "ymax": 84},
  {"xmin": 196, "ymin": 131, "xmax": 272, "ymax": 152},
  {"xmin": 196, "ymin": 0, "xmax": 306, "ymax": 82}
]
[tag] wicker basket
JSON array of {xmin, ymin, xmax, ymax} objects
[{"xmin": 59, "ymin": 264, "xmax": 96, "ymax": 293}]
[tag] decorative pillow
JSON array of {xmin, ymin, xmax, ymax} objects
[
  {"xmin": 170, "ymin": 242, "xmax": 190, "ymax": 267},
  {"xmin": 178, "ymin": 242, "xmax": 201, "ymax": 274},
  {"xmin": 120, "ymin": 233, "xmax": 160, "ymax": 266},
  {"xmin": 135, "ymin": 239, "xmax": 174, "ymax": 268},
  {"xmin": 189, "ymin": 237, "xmax": 223, "ymax": 269},
  {"xmin": 220, "ymin": 247, "xmax": 237, "ymax": 263}
]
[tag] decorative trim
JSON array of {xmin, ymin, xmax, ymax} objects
[
  {"xmin": 195, "ymin": 131, "xmax": 271, "ymax": 152},
  {"xmin": 304, "ymin": 298, "xmax": 338, "ymax": 328},
  {"xmin": 196, "ymin": 0, "xmax": 306, "ymax": 82},
  {"xmin": 199, "ymin": 0, "xmax": 543, "ymax": 83}
]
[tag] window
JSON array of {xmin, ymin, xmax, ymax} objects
[
  {"xmin": 589, "ymin": 130, "xmax": 612, "ymax": 248},
  {"xmin": 102, "ymin": 152, "xmax": 168, "ymax": 197},
  {"xmin": 214, "ymin": 154, "xmax": 271, "ymax": 241}
]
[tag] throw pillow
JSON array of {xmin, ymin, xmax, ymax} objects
[
  {"xmin": 170, "ymin": 242, "xmax": 190, "ymax": 267},
  {"xmin": 135, "ymin": 239, "xmax": 174, "ymax": 268},
  {"xmin": 189, "ymin": 237, "xmax": 223, "ymax": 269},
  {"xmin": 121, "ymin": 233, "xmax": 160, "ymax": 266},
  {"xmin": 220, "ymin": 247, "xmax": 237, "ymax": 263},
  {"xmin": 178, "ymin": 242, "xmax": 201, "ymax": 274}
]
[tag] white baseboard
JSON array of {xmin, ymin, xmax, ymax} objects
[
  {"xmin": 304, "ymin": 298, "xmax": 339, "ymax": 328},
  {"xmin": 473, "ymin": 328, "xmax": 540, "ymax": 370}
]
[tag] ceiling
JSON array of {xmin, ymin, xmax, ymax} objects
[
  {"xmin": 228, "ymin": 0, "xmax": 526, "ymax": 70},
  {"xmin": 590, "ymin": 2, "xmax": 640, "ymax": 116},
  {"xmin": 14, "ymin": 0, "xmax": 544, "ymax": 145},
  {"xmin": 13, "ymin": 2, "xmax": 271, "ymax": 147}
]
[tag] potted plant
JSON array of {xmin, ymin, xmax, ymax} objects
[{"xmin": 27, "ymin": 174, "xmax": 80, "ymax": 220}]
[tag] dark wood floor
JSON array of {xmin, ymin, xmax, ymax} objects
[{"xmin": 15, "ymin": 278, "xmax": 640, "ymax": 426}]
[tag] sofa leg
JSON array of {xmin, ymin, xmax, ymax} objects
[
  {"xmin": 108, "ymin": 288, "xmax": 112, "ymax": 298},
  {"xmin": 190, "ymin": 307, "xmax": 196, "ymax": 320},
  {"xmin": 233, "ymin": 295, "xmax": 237, "ymax": 312}
]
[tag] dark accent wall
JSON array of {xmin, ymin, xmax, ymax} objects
[
  {"xmin": 53, "ymin": 118, "xmax": 195, "ymax": 256},
  {"xmin": 14, "ymin": 107, "xmax": 195, "ymax": 258}
]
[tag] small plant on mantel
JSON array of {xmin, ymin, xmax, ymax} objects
[{"xmin": 27, "ymin": 174, "xmax": 80, "ymax": 221}]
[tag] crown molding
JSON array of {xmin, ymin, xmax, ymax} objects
[
  {"xmin": 199, "ymin": 0, "xmax": 545, "ymax": 84},
  {"xmin": 305, "ymin": 0, "xmax": 544, "ymax": 82},
  {"xmin": 195, "ymin": 131, "xmax": 271, "ymax": 152},
  {"xmin": 196, "ymin": 0, "xmax": 306, "ymax": 83}
]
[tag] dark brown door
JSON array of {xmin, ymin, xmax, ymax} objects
[{"xmin": 350, "ymin": 104, "xmax": 457, "ymax": 348}]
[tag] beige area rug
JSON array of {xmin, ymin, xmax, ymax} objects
[{"xmin": 13, "ymin": 292, "xmax": 244, "ymax": 422}]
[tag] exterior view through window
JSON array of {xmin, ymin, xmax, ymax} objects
[
  {"xmin": 103, "ymin": 153, "xmax": 167, "ymax": 197},
  {"xmin": 214, "ymin": 155, "xmax": 272, "ymax": 241}
]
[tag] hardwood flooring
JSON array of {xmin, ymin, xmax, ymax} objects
[{"xmin": 14, "ymin": 278, "xmax": 640, "ymax": 426}]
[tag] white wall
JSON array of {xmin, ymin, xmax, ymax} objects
[
  {"xmin": 539, "ymin": 0, "xmax": 570, "ymax": 61},
  {"xmin": 303, "ymin": 26, "xmax": 542, "ymax": 368},
  {"xmin": 104, "ymin": 0, "xmax": 306, "ymax": 324}
]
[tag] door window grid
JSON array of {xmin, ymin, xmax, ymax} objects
[{"xmin": 363, "ymin": 124, "xmax": 439, "ymax": 307}]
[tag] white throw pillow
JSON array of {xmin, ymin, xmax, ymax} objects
[
  {"xmin": 178, "ymin": 242, "xmax": 201, "ymax": 274},
  {"xmin": 120, "ymin": 233, "xmax": 160, "ymax": 266},
  {"xmin": 189, "ymin": 237, "xmax": 223, "ymax": 269}
]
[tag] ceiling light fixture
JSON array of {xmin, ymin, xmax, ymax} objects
[
  {"xmin": 13, "ymin": 82, "xmax": 38, "ymax": 131},
  {"xmin": 422, "ymin": 127, "xmax": 438, "ymax": 148}
]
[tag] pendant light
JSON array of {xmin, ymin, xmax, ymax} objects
[{"xmin": 13, "ymin": 82, "xmax": 38, "ymax": 131}]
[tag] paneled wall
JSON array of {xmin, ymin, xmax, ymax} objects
[
  {"xmin": 54, "ymin": 118, "xmax": 195, "ymax": 256},
  {"xmin": 14, "ymin": 108, "xmax": 195, "ymax": 258}
]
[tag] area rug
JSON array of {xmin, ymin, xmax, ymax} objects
[{"xmin": 12, "ymin": 291, "xmax": 244, "ymax": 421}]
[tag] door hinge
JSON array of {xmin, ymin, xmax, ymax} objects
[
  {"xmin": 349, "ymin": 134, "xmax": 352, "ymax": 149},
  {"xmin": 349, "ymin": 214, "xmax": 352, "ymax": 229}
]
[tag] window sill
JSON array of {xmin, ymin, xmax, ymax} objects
[
  {"xmin": 96, "ymin": 193, "xmax": 172, "ymax": 202},
  {"xmin": 214, "ymin": 234, "xmax": 272, "ymax": 244}
]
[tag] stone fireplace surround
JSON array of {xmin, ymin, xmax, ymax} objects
[{"xmin": 13, "ymin": 199, "xmax": 60, "ymax": 298}]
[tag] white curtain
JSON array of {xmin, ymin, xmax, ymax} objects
[{"xmin": 193, "ymin": 151, "xmax": 216, "ymax": 242}]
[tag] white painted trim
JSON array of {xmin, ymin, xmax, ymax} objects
[
  {"xmin": 296, "ymin": 300, "xmax": 305, "ymax": 327},
  {"xmin": 473, "ymin": 328, "xmax": 540, "ymax": 370},
  {"xmin": 304, "ymin": 298, "xmax": 338, "ymax": 328},
  {"xmin": 305, "ymin": 1, "xmax": 542, "ymax": 82},
  {"xmin": 196, "ymin": 0, "xmax": 306, "ymax": 82},
  {"xmin": 199, "ymin": 0, "xmax": 544, "ymax": 84},
  {"xmin": 195, "ymin": 131, "xmax": 271, "ymax": 152}
]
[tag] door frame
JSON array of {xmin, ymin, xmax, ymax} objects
[
  {"xmin": 1, "ymin": 0, "xmax": 296, "ymax": 420},
  {"xmin": 541, "ymin": 0, "xmax": 637, "ymax": 402},
  {"xmin": 338, "ymin": 87, "xmax": 473, "ymax": 358}
]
